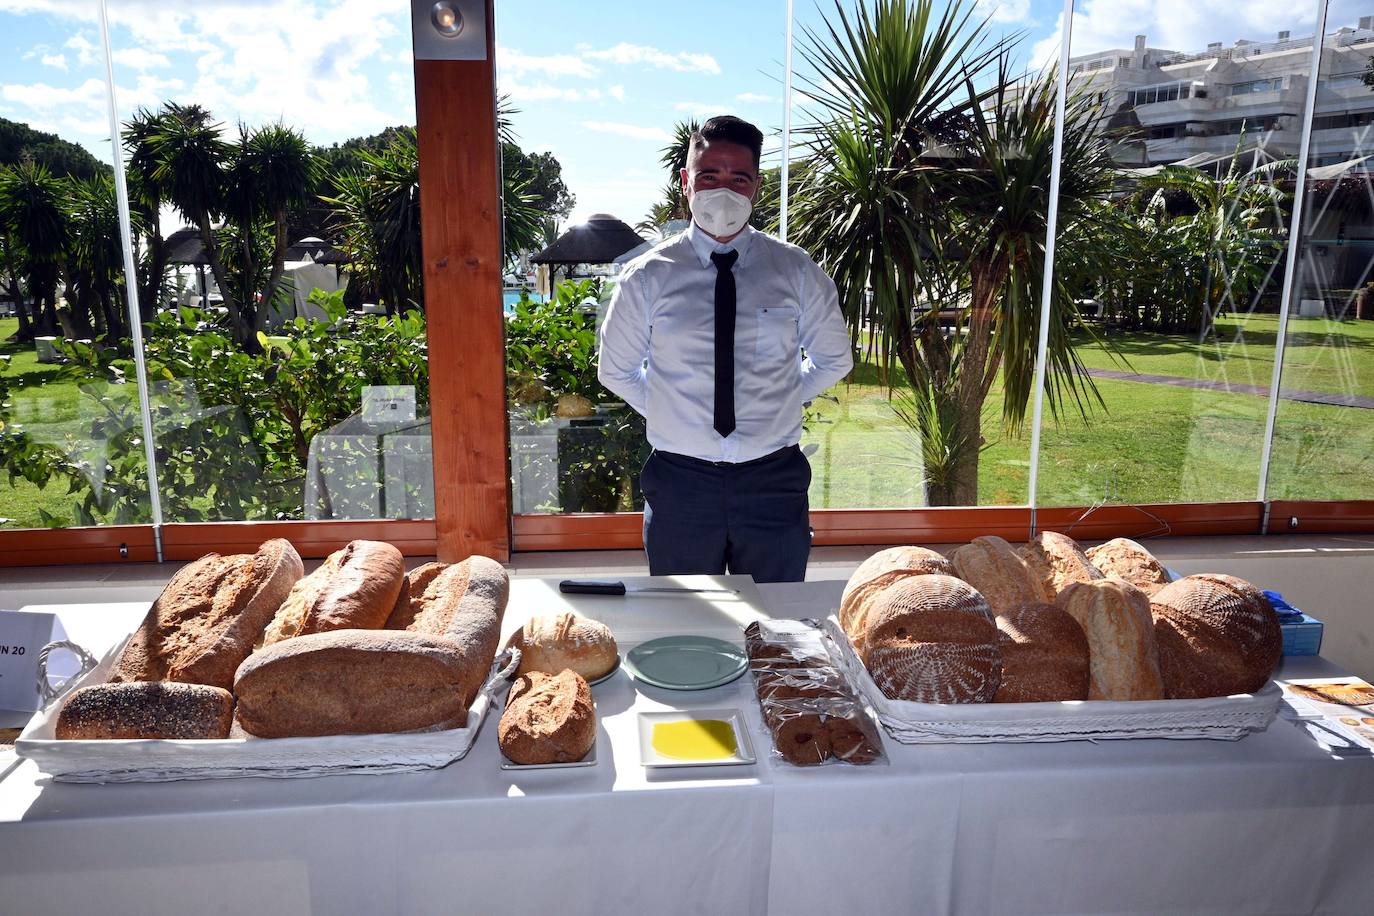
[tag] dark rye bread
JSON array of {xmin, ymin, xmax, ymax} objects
[
  {"xmin": 56, "ymin": 681, "xmax": 234, "ymax": 740},
  {"xmin": 233, "ymin": 629, "xmax": 473, "ymax": 738},
  {"xmin": 1150, "ymin": 574, "xmax": 1281, "ymax": 699},
  {"xmin": 992, "ymin": 603, "xmax": 1089, "ymax": 703},
  {"xmin": 386, "ymin": 555, "xmax": 509, "ymax": 707},
  {"xmin": 498, "ymin": 669, "xmax": 595, "ymax": 764},
  {"xmin": 258, "ymin": 540, "xmax": 405, "ymax": 648},
  {"xmin": 109, "ymin": 538, "xmax": 303, "ymax": 690}
]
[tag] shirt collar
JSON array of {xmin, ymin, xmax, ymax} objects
[{"xmin": 686, "ymin": 220, "xmax": 755, "ymax": 268}]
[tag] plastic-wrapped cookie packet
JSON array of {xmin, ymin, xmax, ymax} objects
[{"xmin": 744, "ymin": 620, "xmax": 886, "ymax": 767}]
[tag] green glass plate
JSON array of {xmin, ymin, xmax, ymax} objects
[{"xmin": 624, "ymin": 636, "xmax": 748, "ymax": 691}]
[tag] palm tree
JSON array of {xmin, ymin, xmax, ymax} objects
[
  {"xmin": 67, "ymin": 173, "xmax": 136, "ymax": 340},
  {"xmin": 328, "ymin": 131, "xmax": 422, "ymax": 315},
  {"xmin": 123, "ymin": 106, "xmax": 172, "ymax": 326},
  {"xmin": 0, "ymin": 160, "xmax": 72, "ymax": 338}
]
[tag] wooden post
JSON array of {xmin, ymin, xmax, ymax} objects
[{"xmin": 413, "ymin": 0, "xmax": 511, "ymax": 562}]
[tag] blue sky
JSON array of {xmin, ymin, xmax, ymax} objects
[{"xmin": 0, "ymin": 0, "xmax": 1352, "ymax": 230}]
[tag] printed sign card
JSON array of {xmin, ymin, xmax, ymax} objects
[
  {"xmin": 0, "ymin": 609, "xmax": 65, "ymax": 725},
  {"xmin": 362, "ymin": 385, "xmax": 417, "ymax": 423}
]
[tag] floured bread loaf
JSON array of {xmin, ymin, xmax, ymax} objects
[
  {"xmin": 1020, "ymin": 531, "xmax": 1104, "ymax": 598},
  {"xmin": 56, "ymin": 681, "xmax": 234, "ymax": 740},
  {"xmin": 234, "ymin": 629, "xmax": 474, "ymax": 737},
  {"xmin": 1150, "ymin": 574, "xmax": 1281, "ymax": 699},
  {"xmin": 259, "ymin": 540, "xmax": 405, "ymax": 648},
  {"xmin": 498, "ymin": 669, "xmax": 595, "ymax": 764},
  {"xmin": 840, "ymin": 546, "xmax": 955, "ymax": 649},
  {"xmin": 507, "ymin": 611, "xmax": 618, "ymax": 681},
  {"xmin": 387, "ymin": 556, "xmax": 509, "ymax": 708},
  {"xmin": 992, "ymin": 603, "xmax": 1089, "ymax": 703},
  {"xmin": 860, "ymin": 574, "xmax": 1001, "ymax": 703},
  {"xmin": 951, "ymin": 535, "xmax": 1052, "ymax": 614},
  {"xmin": 1085, "ymin": 538, "xmax": 1171, "ymax": 596},
  {"xmin": 110, "ymin": 538, "xmax": 303, "ymax": 690},
  {"xmin": 1056, "ymin": 579, "xmax": 1163, "ymax": 700}
]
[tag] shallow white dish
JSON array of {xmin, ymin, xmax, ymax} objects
[
  {"xmin": 637, "ymin": 708, "xmax": 756, "ymax": 767},
  {"xmin": 500, "ymin": 734, "xmax": 598, "ymax": 770}
]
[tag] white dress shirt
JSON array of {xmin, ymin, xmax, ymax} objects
[{"xmin": 597, "ymin": 222, "xmax": 854, "ymax": 463}]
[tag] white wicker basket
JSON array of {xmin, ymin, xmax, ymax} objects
[
  {"xmin": 15, "ymin": 635, "xmax": 518, "ymax": 783},
  {"xmin": 822, "ymin": 617, "xmax": 1279, "ymax": 744}
]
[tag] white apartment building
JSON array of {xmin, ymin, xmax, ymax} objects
[{"xmin": 1070, "ymin": 19, "xmax": 1374, "ymax": 168}]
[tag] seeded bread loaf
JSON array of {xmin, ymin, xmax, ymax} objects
[
  {"xmin": 1150, "ymin": 574, "xmax": 1281, "ymax": 698},
  {"xmin": 387, "ymin": 555, "xmax": 509, "ymax": 708},
  {"xmin": 1085, "ymin": 538, "xmax": 1171, "ymax": 596},
  {"xmin": 506, "ymin": 611, "xmax": 618, "ymax": 681},
  {"xmin": 56, "ymin": 681, "xmax": 234, "ymax": 740},
  {"xmin": 1020, "ymin": 531, "xmax": 1105, "ymax": 599},
  {"xmin": 951, "ymin": 535, "xmax": 1053, "ymax": 614},
  {"xmin": 860, "ymin": 574, "xmax": 1001, "ymax": 703},
  {"xmin": 992, "ymin": 603, "xmax": 1090, "ymax": 703},
  {"xmin": 234, "ymin": 629, "xmax": 474, "ymax": 738},
  {"xmin": 498, "ymin": 669, "xmax": 596, "ymax": 764},
  {"xmin": 840, "ymin": 546, "xmax": 956, "ymax": 649},
  {"xmin": 1056, "ymin": 579, "xmax": 1163, "ymax": 701},
  {"xmin": 110, "ymin": 538, "xmax": 303, "ymax": 690},
  {"xmin": 258, "ymin": 540, "xmax": 405, "ymax": 648}
]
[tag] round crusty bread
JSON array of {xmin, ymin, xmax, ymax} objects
[
  {"xmin": 1085, "ymin": 538, "xmax": 1171, "ymax": 596},
  {"xmin": 507, "ymin": 612, "xmax": 618, "ymax": 680},
  {"xmin": 839, "ymin": 546, "xmax": 956, "ymax": 648},
  {"xmin": 110, "ymin": 537, "xmax": 304, "ymax": 690},
  {"xmin": 1150, "ymin": 574, "xmax": 1281, "ymax": 699},
  {"xmin": 859, "ymin": 574, "xmax": 1001, "ymax": 704},
  {"xmin": 498, "ymin": 669, "xmax": 595, "ymax": 764},
  {"xmin": 951, "ymin": 535, "xmax": 1053, "ymax": 614},
  {"xmin": 1019, "ymin": 531, "xmax": 1104, "ymax": 599},
  {"xmin": 1056, "ymin": 578, "xmax": 1163, "ymax": 701},
  {"xmin": 56, "ymin": 681, "xmax": 234, "ymax": 740},
  {"xmin": 258, "ymin": 539, "xmax": 405, "ymax": 648},
  {"xmin": 992, "ymin": 603, "xmax": 1089, "ymax": 703}
]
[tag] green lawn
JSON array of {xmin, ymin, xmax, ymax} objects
[{"xmin": 3, "ymin": 313, "xmax": 1374, "ymax": 527}]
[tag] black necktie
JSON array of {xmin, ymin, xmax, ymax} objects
[{"xmin": 710, "ymin": 249, "xmax": 739, "ymax": 438}]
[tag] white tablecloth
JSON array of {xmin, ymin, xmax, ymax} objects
[{"xmin": 2, "ymin": 578, "xmax": 1373, "ymax": 916}]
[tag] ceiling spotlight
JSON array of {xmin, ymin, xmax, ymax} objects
[{"xmin": 431, "ymin": 1, "xmax": 463, "ymax": 37}]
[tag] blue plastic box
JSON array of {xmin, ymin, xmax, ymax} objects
[{"xmin": 1280, "ymin": 613, "xmax": 1324, "ymax": 657}]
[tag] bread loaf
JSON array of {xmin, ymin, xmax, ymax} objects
[
  {"xmin": 1150, "ymin": 574, "xmax": 1281, "ymax": 699},
  {"xmin": 860, "ymin": 574, "xmax": 1001, "ymax": 703},
  {"xmin": 840, "ymin": 546, "xmax": 955, "ymax": 648},
  {"xmin": 110, "ymin": 538, "xmax": 303, "ymax": 690},
  {"xmin": 992, "ymin": 603, "xmax": 1090, "ymax": 703},
  {"xmin": 233, "ymin": 629, "xmax": 473, "ymax": 737},
  {"xmin": 951, "ymin": 535, "xmax": 1053, "ymax": 614},
  {"xmin": 56, "ymin": 681, "xmax": 234, "ymax": 740},
  {"xmin": 507, "ymin": 612, "xmax": 618, "ymax": 681},
  {"xmin": 387, "ymin": 556, "xmax": 509, "ymax": 707},
  {"xmin": 1020, "ymin": 531, "xmax": 1104, "ymax": 599},
  {"xmin": 1056, "ymin": 579, "xmax": 1163, "ymax": 700},
  {"xmin": 498, "ymin": 669, "xmax": 596, "ymax": 764},
  {"xmin": 1085, "ymin": 538, "xmax": 1171, "ymax": 596},
  {"xmin": 259, "ymin": 540, "xmax": 405, "ymax": 648}
]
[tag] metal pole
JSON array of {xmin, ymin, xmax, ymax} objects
[
  {"xmin": 1257, "ymin": 0, "xmax": 1329, "ymax": 506},
  {"xmin": 98, "ymin": 0, "xmax": 164, "ymax": 559},
  {"xmin": 1025, "ymin": 0, "xmax": 1075, "ymax": 537},
  {"xmin": 780, "ymin": 0, "xmax": 795, "ymax": 243}
]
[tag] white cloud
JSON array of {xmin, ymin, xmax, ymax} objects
[
  {"xmin": 581, "ymin": 120, "xmax": 673, "ymax": 142},
  {"xmin": 609, "ymin": 84, "xmax": 625, "ymax": 102},
  {"xmin": 112, "ymin": 48, "xmax": 171, "ymax": 71},
  {"xmin": 976, "ymin": 0, "xmax": 1032, "ymax": 25},
  {"xmin": 583, "ymin": 42, "xmax": 720, "ymax": 75},
  {"xmin": 674, "ymin": 101, "xmax": 730, "ymax": 118},
  {"xmin": 503, "ymin": 79, "xmax": 602, "ymax": 102},
  {"xmin": 498, "ymin": 47, "xmax": 597, "ymax": 79},
  {"xmin": 64, "ymin": 34, "xmax": 100, "ymax": 68},
  {"xmin": 40, "ymin": 54, "xmax": 66, "ymax": 71},
  {"xmin": 736, "ymin": 92, "xmax": 775, "ymax": 103}
]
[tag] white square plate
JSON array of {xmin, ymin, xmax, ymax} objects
[
  {"xmin": 637, "ymin": 708, "xmax": 756, "ymax": 767},
  {"xmin": 499, "ymin": 734, "xmax": 598, "ymax": 770}
]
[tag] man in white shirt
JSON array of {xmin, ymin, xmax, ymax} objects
[{"xmin": 597, "ymin": 115, "xmax": 853, "ymax": 582}]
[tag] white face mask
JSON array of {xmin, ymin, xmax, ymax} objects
[{"xmin": 690, "ymin": 187, "xmax": 753, "ymax": 238}]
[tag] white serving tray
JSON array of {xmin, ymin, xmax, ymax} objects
[
  {"xmin": 822, "ymin": 617, "xmax": 1280, "ymax": 744},
  {"xmin": 15, "ymin": 634, "xmax": 518, "ymax": 783}
]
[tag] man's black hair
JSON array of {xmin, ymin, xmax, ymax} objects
[{"xmin": 689, "ymin": 115, "xmax": 764, "ymax": 171}]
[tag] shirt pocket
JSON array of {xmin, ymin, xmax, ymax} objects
[{"xmin": 754, "ymin": 305, "xmax": 800, "ymax": 363}]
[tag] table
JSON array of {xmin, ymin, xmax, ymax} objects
[
  {"xmin": 2, "ymin": 578, "xmax": 1373, "ymax": 916},
  {"xmin": 303, "ymin": 415, "xmax": 434, "ymax": 520}
]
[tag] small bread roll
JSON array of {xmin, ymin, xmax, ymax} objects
[
  {"xmin": 507, "ymin": 611, "xmax": 618, "ymax": 681},
  {"xmin": 840, "ymin": 546, "xmax": 955, "ymax": 649},
  {"xmin": 499, "ymin": 670, "xmax": 596, "ymax": 764},
  {"xmin": 1150, "ymin": 574, "xmax": 1281, "ymax": 699},
  {"xmin": 1085, "ymin": 538, "xmax": 1171, "ymax": 596},
  {"xmin": 951, "ymin": 535, "xmax": 1053, "ymax": 614},
  {"xmin": 1056, "ymin": 579, "xmax": 1163, "ymax": 701},
  {"xmin": 1020, "ymin": 531, "xmax": 1104, "ymax": 599}
]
